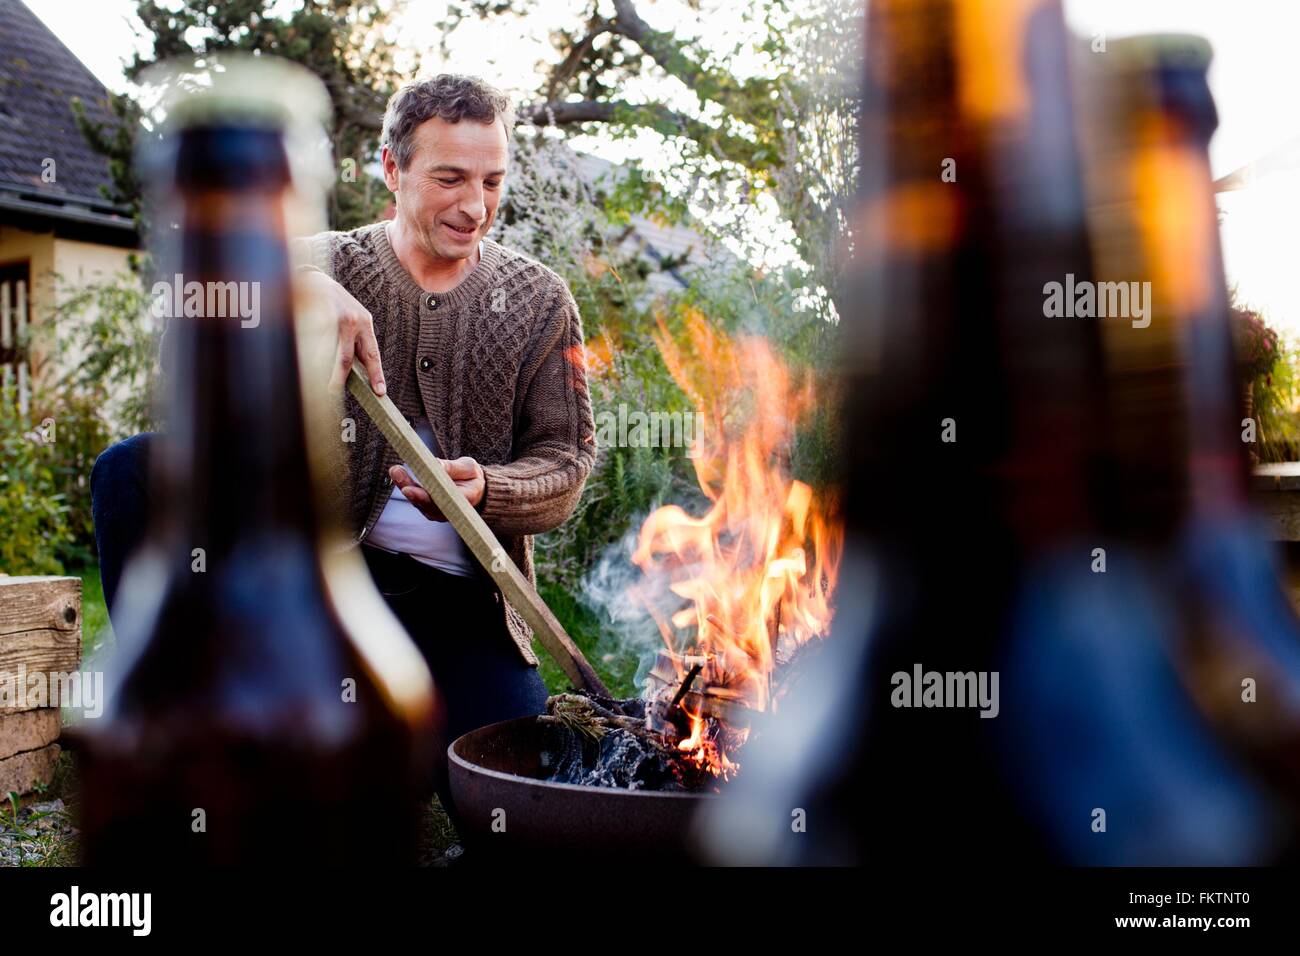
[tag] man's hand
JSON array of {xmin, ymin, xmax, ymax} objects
[
  {"xmin": 390, "ymin": 458, "xmax": 485, "ymax": 520},
  {"xmin": 301, "ymin": 269, "xmax": 386, "ymax": 396}
]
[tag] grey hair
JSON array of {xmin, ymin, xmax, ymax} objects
[{"xmin": 381, "ymin": 74, "xmax": 516, "ymax": 170}]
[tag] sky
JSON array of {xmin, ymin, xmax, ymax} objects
[
  {"xmin": 1060, "ymin": 0, "xmax": 1300, "ymax": 333},
  {"xmin": 21, "ymin": 0, "xmax": 1300, "ymax": 329}
]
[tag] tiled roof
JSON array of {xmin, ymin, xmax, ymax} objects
[{"xmin": 0, "ymin": 0, "xmax": 128, "ymax": 215}]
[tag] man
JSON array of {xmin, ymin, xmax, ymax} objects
[{"xmin": 90, "ymin": 74, "xmax": 597, "ymax": 798}]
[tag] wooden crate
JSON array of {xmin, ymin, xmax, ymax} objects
[{"xmin": 0, "ymin": 576, "xmax": 82, "ymax": 795}]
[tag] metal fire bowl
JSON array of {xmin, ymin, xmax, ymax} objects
[{"xmin": 448, "ymin": 716, "xmax": 713, "ymax": 863}]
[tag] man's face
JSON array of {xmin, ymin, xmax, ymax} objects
[{"xmin": 383, "ymin": 115, "xmax": 508, "ymax": 261}]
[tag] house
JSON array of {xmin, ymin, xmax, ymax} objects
[{"xmin": 0, "ymin": 0, "xmax": 137, "ymax": 411}]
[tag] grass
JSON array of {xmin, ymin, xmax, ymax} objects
[
  {"xmin": 77, "ymin": 566, "xmax": 112, "ymax": 659},
  {"xmin": 535, "ymin": 581, "xmax": 640, "ymax": 699},
  {"xmin": 1, "ymin": 751, "xmax": 80, "ymax": 866}
]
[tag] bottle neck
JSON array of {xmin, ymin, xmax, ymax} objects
[
  {"xmin": 1129, "ymin": 108, "xmax": 1248, "ymax": 521},
  {"xmin": 151, "ymin": 190, "xmax": 322, "ymax": 559},
  {"xmin": 1112, "ymin": 97, "xmax": 1242, "ymax": 528},
  {"xmin": 1081, "ymin": 44, "xmax": 1241, "ymax": 541},
  {"xmin": 855, "ymin": 0, "xmax": 1106, "ymax": 553}
]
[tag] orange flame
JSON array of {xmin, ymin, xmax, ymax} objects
[{"xmin": 632, "ymin": 311, "xmax": 843, "ymax": 774}]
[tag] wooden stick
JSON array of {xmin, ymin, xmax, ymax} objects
[
  {"xmin": 346, "ymin": 366, "xmax": 611, "ymax": 697},
  {"xmin": 668, "ymin": 662, "xmax": 703, "ymax": 714}
]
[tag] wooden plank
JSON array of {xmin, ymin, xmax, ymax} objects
[
  {"xmin": 1, "ymin": 280, "xmax": 10, "ymax": 349},
  {"xmin": 14, "ymin": 278, "xmax": 25, "ymax": 340},
  {"xmin": 1252, "ymin": 492, "xmax": 1300, "ymax": 542},
  {"xmin": 0, "ymin": 630, "xmax": 82, "ymax": 711},
  {"xmin": 1251, "ymin": 466, "xmax": 1300, "ymax": 540},
  {"xmin": 0, "ymin": 709, "xmax": 59, "ymax": 761},
  {"xmin": 0, "ymin": 576, "xmax": 81, "ymax": 636},
  {"xmin": 14, "ymin": 280, "xmax": 25, "ymax": 415},
  {"xmin": 0, "ymin": 743, "xmax": 60, "ymax": 797},
  {"xmin": 347, "ymin": 366, "xmax": 610, "ymax": 697},
  {"xmin": 1252, "ymin": 463, "xmax": 1300, "ymax": 493}
]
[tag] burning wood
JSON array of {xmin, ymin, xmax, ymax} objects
[
  {"xmin": 538, "ymin": 693, "xmax": 721, "ymax": 792},
  {"xmin": 629, "ymin": 315, "xmax": 842, "ymax": 778},
  {"xmin": 538, "ymin": 641, "xmax": 826, "ymax": 793},
  {"xmin": 551, "ymin": 316, "xmax": 843, "ymax": 791}
]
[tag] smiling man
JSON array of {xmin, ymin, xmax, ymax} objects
[
  {"xmin": 300, "ymin": 74, "xmax": 598, "ymax": 752},
  {"xmin": 90, "ymin": 75, "xmax": 597, "ymax": 802}
]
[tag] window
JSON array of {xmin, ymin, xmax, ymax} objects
[{"xmin": 0, "ymin": 260, "xmax": 32, "ymax": 413}]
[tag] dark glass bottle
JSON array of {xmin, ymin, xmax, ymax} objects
[
  {"xmin": 845, "ymin": 0, "xmax": 1114, "ymax": 864},
  {"xmin": 999, "ymin": 34, "xmax": 1298, "ymax": 865},
  {"xmin": 74, "ymin": 60, "xmax": 438, "ymax": 865},
  {"xmin": 705, "ymin": 4, "xmax": 1298, "ymax": 866},
  {"xmin": 1092, "ymin": 35, "xmax": 1300, "ymax": 807},
  {"xmin": 706, "ymin": 0, "xmax": 1111, "ymax": 864}
]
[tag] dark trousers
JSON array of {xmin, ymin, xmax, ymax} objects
[{"xmin": 90, "ymin": 433, "xmax": 549, "ymax": 809}]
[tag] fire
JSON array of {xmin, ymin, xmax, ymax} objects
[{"xmin": 631, "ymin": 310, "xmax": 843, "ymax": 777}]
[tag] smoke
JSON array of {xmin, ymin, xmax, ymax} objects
[{"xmin": 580, "ymin": 521, "xmax": 693, "ymax": 694}]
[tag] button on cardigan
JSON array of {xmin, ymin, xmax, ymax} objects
[{"xmin": 302, "ymin": 221, "xmax": 597, "ymax": 665}]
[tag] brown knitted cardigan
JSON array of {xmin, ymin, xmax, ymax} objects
[{"xmin": 303, "ymin": 221, "xmax": 596, "ymax": 665}]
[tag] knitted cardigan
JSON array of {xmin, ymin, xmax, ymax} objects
[{"xmin": 303, "ymin": 221, "xmax": 596, "ymax": 665}]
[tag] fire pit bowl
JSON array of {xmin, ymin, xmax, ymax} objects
[{"xmin": 448, "ymin": 715, "xmax": 714, "ymax": 863}]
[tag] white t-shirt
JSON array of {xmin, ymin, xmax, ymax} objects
[
  {"xmin": 366, "ymin": 415, "xmax": 476, "ymax": 577},
  {"xmin": 367, "ymin": 240, "xmax": 484, "ymax": 576}
]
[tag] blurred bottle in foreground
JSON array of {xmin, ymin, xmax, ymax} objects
[
  {"xmin": 701, "ymin": 6, "xmax": 1300, "ymax": 865},
  {"xmin": 703, "ymin": 0, "xmax": 1107, "ymax": 864},
  {"xmin": 73, "ymin": 57, "xmax": 438, "ymax": 865},
  {"xmin": 1020, "ymin": 33, "xmax": 1300, "ymax": 856}
]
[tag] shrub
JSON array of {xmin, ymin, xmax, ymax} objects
[
  {"xmin": 0, "ymin": 389, "xmax": 71, "ymax": 575},
  {"xmin": 51, "ymin": 270, "xmax": 160, "ymax": 437}
]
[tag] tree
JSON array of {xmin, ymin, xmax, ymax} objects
[
  {"xmin": 441, "ymin": 0, "xmax": 860, "ymax": 321},
  {"xmin": 74, "ymin": 0, "xmax": 404, "ymax": 232},
  {"xmin": 76, "ymin": 0, "xmax": 858, "ymax": 313}
]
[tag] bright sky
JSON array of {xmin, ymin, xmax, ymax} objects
[
  {"xmin": 1061, "ymin": 0, "xmax": 1300, "ymax": 334},
  {"xmin": 23, "ymin": 0, "xmax": 1300, "ymax": 328}
]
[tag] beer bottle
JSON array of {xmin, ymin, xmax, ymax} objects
[
  {"xmin": 74, "ymin": 57, "xmax": 438, "ymax": 865},
  {"xmin": 1084, "ymin": 35, "xmax": 1300, "ymax": 808},
  {"xmin": 845, "ymin": 0, "xmax": 1117, "ymax": 865},
  {"xmin": 704, "ymin": 3, "xmax": 1295, "ymax": 866},
  {"xmin": 706, "ymin": 0, "xmax": 1111, "ymax": 864},
  {"xmin": 987, "ymin": 34, "xmax": 1299, "ymax": 865}
]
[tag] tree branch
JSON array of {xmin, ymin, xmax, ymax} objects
[
  {"xmin": 517, "ymin": 99, "xmax": 770, "ymax": 172},
  {"xmin": 545, "ymin": 15, "xmax": 613, "ymax": 102},
  {"xmin": 333, "ymin": 94, "xmax": 773, "ymax": 174},
  {"xmin": 607, "ymin": 0, "xmax": 775, "ymax": 116},
  {"xmin": 609, "ymin": 0, "xmax": 708, "ymax": 90}
]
